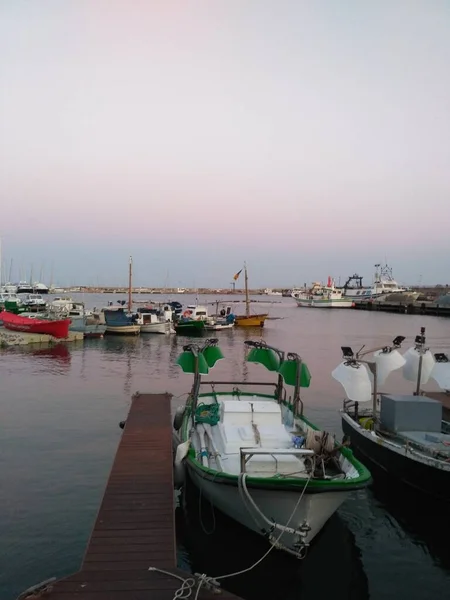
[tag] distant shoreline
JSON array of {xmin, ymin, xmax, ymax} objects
[{"xmin": 46, "ymin": 285, "xmax": 448, "ymax": 298}]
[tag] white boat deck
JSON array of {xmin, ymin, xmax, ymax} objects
[{"xmin": 191, "ymin": 394, "xmax": 354, "ymax": 479}]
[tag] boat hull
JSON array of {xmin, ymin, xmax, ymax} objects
[
  {"xmin": 105, "ymin": 325, "xmax": 140, "ymax": 335},
  {"xmin": 204, "ymin": 322, "xmax": 234, "ymax": 331},
  {"xmin": 311, "ymin": 299, "xmax": 354, "ymax": 308},
  {"xmin": 140, "ymin": 322, "xmax": 175, "ymax": 334},
  {"xmin": 0, "ymin": 311, "xmax": 71, "ymax": 338},
  {"xmin": 234, "ymin": 314, "xmax": 268, "ymax": 327},
  {"xmin": 175, "ymin": 320, "xmax": 205, "ymax": 335},
  {"xmin": 294, "ymin": 298, "xmax": 313, "ymax": 307},
  {"xmin": 187, "ymin": 462, "xmax": 349, "ymax": 549},
  {"xmin": 341, "ymin": 412, "xmax": 450, "ymax": 502}
]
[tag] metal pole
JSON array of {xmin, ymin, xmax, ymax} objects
[
  {"xmin": 415, "ymin": 327, "xmax": 425, "ymax": 396},
  {"xmin": 372, "ymin": 361, "xmax": 378, "ymax": 423},
  {"xmin": 294, "ymin": 358, "xmax": 303, "ymax": 416}
]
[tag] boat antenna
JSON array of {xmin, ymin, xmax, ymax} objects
[{"xmin": 244, "ymin": 262, "xmax": 250, "ymax": 317}]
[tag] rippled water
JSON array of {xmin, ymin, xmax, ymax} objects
[{"xmin": 1, "ymin": 294, "xmax": 450, "ymax": 599}]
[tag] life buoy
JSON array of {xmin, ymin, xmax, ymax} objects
[{"xmin": 183, "ymin": 310, "xmax": 192, "ymax": 318}]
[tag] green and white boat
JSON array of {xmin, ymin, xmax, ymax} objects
[
  {"xmin": 173, "ymin": 339, "xmax": 371, "ymax": 557},
  {"xmin": 294, "ymin": 277, "xmax": 353, "ymax": 308}
]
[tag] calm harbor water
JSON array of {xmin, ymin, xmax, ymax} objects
[{"xmin": 1, "ymin": 294, "xmax": 450, "ymax": 599}]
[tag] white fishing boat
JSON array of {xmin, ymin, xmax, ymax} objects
[
  {"xmin": 173, "ymin": 339, "xmax": 371, "ymax": 557},
  {"xmin": 137, "ymin": 308, "xmax": 175, "ymax": 334},
  {"xmin": 204, "ymin": 302, "xmax": 236, "ymax": 330},
  {"xmin": 293, "ymin": 278, "xmax": 353, "ymax": 308},
  {"xmin": 19, "ymin": 293, "xmax": 47, "ymax": 307},
  {"xmin": 311, "ymin": 279, "xmax": 353, "ymax": 308},
  {"xmin": 342, "ymin": 264, "xmax": 417, "ymax": 302},
  {"xmin": 292, "ymin": 282, "xmax": 323, "ymax": 307}
]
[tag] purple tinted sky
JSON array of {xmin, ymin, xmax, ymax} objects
[{"xmin": 1, "ymin": 1, "xmax": 449, "ymax": 287}]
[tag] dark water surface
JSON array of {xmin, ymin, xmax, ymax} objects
[{"xmin": 1, "ymin": 294, "xmax": 450, "ymax": 599}]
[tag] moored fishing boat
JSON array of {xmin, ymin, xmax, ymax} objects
[
  {"xmin": 333, "ymin": 327, "xmax": 450, "ymax": 502},
  {"xmin": 102, "ymin": 307, "xmax": 140, "ymax": 335},
  {"xmin": 311, "ymin": 279, "xmax": 353, "ymax": 308},
  {"xmin": 0, "ymin": 311, "xmax": 71, "ymax": 338},
  {"xmin": 173, "ymin": 339, "xmax": 371, "ymax": 556},
  {"xmin": 292, "ymin": 282, "xmax": 323, "ymax": 307},
  {"xmin": 204, "ymin": 301, "xmax": 235, "ymax": 330},
  {"xmin": 294, "ymin": 278, "xmax": 353, "ymax": 308},
  {"xmin": 341, "ymin": 264, "xmax": 417, "ymax": 302},
  {"xmin": 137, "ymin": 308, "xmax": 175, "ymax": 334},
  {"xmin": 174, "ymin": 304, "xmax": 208, "ymax": 335}
]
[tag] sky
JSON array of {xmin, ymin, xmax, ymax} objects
[{"xmin": 1, "ymin": 0, "xmax": 449, "ymax": 288}]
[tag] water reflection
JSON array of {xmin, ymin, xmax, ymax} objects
[
  {"xmin": 2, "ymin": 343, "xmax": 73, "ymax": 375},
  {"xmin": 369, "ymin": 470, "xmax": 450, "ymax": 571},
  {"xmin": 177, "ymin": 475, "xmax": 369, "ymax": 600}
]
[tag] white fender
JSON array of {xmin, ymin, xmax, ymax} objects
[
  {"xmin": 173, "ymin": 406, "xmax": 185, "ymax": 431},
  {"xmin": 173, "ymin": 440, "xmax": 190, "ymax": 489}
]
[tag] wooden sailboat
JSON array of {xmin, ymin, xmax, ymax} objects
[
  {"xmin": 234, "ymin": 263, "xmax": 268, "ymax": 327},
  {"xmin": 103, "ymin": 256, "xmax": 140, "ymax": 335}
]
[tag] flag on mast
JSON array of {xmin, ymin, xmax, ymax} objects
[{"xmin": 233, "ymin": 268, "xmax": 243, "ymax": 281}]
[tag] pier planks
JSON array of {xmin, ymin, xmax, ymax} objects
[{"xmin": 20, "ymin": 393, "xmax": 243, "ymax": 600}]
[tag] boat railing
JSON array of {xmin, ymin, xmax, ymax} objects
[
  {"xmin": 201, "ymin": 380, "xmax": 277, "ymax": 388},
  {"xmin": 239, "ymin": 447, "xmax": 315, "ymax": 474}
]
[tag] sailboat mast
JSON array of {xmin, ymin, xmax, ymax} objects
[
  {"xmin": 244, "ymin": 263, "xmax": 250, "ymax": 317},
  {"xmin": 128, "ymin": 256, "xmax": 133, "ymax": 313}
]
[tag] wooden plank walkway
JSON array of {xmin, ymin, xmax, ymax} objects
[{"xmin": 19, "ymin": 393, "xmax": 243, "ymax": 600}]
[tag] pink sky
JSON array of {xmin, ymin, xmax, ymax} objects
[{"xmin": 1, "ymin": 1, "xmax": 449, "ymax": 287}]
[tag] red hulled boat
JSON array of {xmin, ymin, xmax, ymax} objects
[{"xmin": 0, "ymin": 311, "xmax": 71, "ymax": 339}]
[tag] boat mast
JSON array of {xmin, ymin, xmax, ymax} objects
[
  {"xmin": 244, "ymin": 262, "xmax": 250, "ymax": 317},
  {"xmin": 128, "ymin": 255, "xmax": 133, "ymax": 313}
]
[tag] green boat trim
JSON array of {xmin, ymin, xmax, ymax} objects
[{"xmin": 175, "ymin": 319, "xmax": 205, "ymax": 333}]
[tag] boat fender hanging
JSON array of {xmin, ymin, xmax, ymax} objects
[
  {"xmin": 173, "ymin": 406, "xmax": 185, "ymax": 431},
  {"xmin": 173, "ymin": 440, "xmax": 190, "ymax": 489}
]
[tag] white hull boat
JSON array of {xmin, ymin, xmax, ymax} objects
[
  {"xmin": 173, "ymin": 339, "xmax": 371, "ymax": 557},
  {"xmin": 105, "ymin": 324, "xmax": 140, "ymax": 335},
  {"xmin": 294, "ymin": 278, "xmax": 353, "ymax": 308},
  {"xmin": 204, "ymin": 322, "xmax": 234, "ymax": 331},
  {"xmin": 188, "ymin": 467, "xmax": 348, "ymax": 546},
  {"xmin": 342, "ymin": 264, "xmax": 415, "ymax": 302},
  {"xmin": 140, "ymin": 321, "xmax": 175, "ymax": 334}
]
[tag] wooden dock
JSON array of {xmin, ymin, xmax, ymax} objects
[{"xmin": 19, "ymin": 393, "xmax": 243, "ymax": 600}]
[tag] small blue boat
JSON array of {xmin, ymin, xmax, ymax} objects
[{"xmin": 102, "ymin": 307, "xmax": 140, "ymax": 335}]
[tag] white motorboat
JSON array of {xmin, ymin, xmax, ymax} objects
[
  {"xmin": 342, "ymin": 264, "xmax": 417, "ymax": 302},
  {"xmin": 137, "ymin": 308, "xmax": 175, "ymax": 334}
]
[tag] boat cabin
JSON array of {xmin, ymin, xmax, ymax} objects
[{"xmin": 183, "ymin": 305, "xmax": 208, "ymax": 320}]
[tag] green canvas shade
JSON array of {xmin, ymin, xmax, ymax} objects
[
  {"xmin": 278, "ymin": 358, "xmax": 312, "ymax": 388},
  {"xmin": 202, "ymin": 345, "xmax": 225, "ymax": 368},
  {"xmin": 176, "ymin": 350, "xmax": 209, "ymax": 375},
  {"xmin": 246, "ymin": 347, "xmax": 280, "ymax": 371}
]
